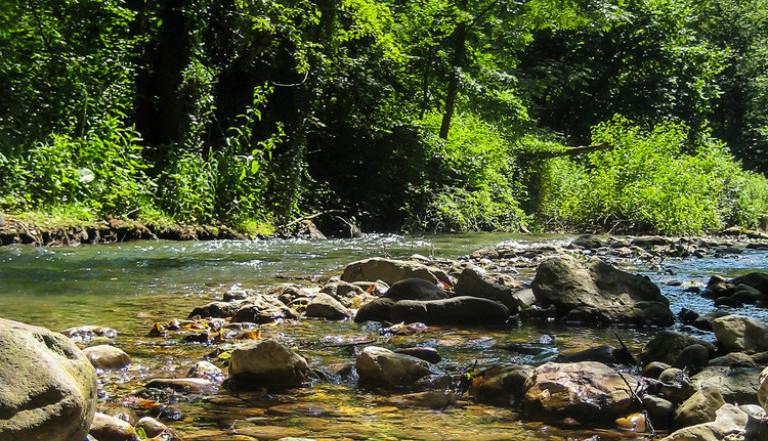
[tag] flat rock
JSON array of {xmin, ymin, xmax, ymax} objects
[
  {"xmin": 189, "ymin": 301, "xmax": 239, "ymax": 319},
  {"xmin": 341, "ymin": 258, "xmax": 451, "ymax": 286},
  {"xmin": 522, "ymin": 361, "xmax": 641, "ymax": 422},
  {"xmin": 390, "ymin": 296, "xmax": 509, "ymax": 325},
  {"xmin": 232, "ymin": 295, "xmax": 300, "ymax": 324},
  {"xmin": 691, "ymin": 366, "xmax": 761, "ymax": 404},
  {"xmin": 660, "ymin": 404, "xmax": 749, "ymax": 441},
  {"xmin": 144, "ymin": 378, "xmax": 219, "ymax": 394}
]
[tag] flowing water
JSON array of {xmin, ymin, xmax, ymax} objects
[{"xmin": 1, "ymin": 234, "xmax": 767, "ymax": 440}]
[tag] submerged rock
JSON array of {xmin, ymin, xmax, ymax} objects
[
  {"xmin": 0, "ymin": 317, "xmax": 97, "ymax": 441},
  {"xmin": 88, "ymin": 412, "xmax": 140, "ymax": 441},
  {"xmin": 522, "ymin": 361, "xmax": 641, "ymax": 422},
  {"xmin": 355, "ymin": 346, "xmax": 434, "ymax": 387},
  {"xmin": 531, "ymin": 255, "xmax": 673, "ymax": 326},
  {"xmin": 61, "ymin": 325, "xmax": 118, "ymax": 343},
  {"xmin": 135, "ymin": 417, "xmax": 168, "ymax": 439},
  {"xmin": 228, "ymin": 339, "xmax": 310, "ymax": 387}
]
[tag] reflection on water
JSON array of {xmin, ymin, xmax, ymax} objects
[{"xmin": 1, "ymin": 233, "xmax": 767, "ymax": 440}]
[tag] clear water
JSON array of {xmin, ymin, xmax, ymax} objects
[{"xmin": 1, "ymin": 234, "xmax": 766, "ymax": 440}]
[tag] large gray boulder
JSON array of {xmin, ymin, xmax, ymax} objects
[
  {"xmin": 341, "ymin": 258, "xmax": 451, "ymax": 286},
  {"xmin": 355, "ymin": 346, "xmax": 433, "ymax": 387},
  {"xmin": 522, "ymin": 361, "xmax": 641, "ymax": 422},
  {"xmin": 0, "ymin": 317, "xmax": 97, "ymax": 441},
  {"xmin": 531, "ymin": 255, "xmax": 673, "ymax": 326},
  {"xmin": 390, "ymin": 296, "xmax": 510, "ymax": 325},
  {"xmin": 228, "ymin": 340, "xmax": 310, "ymax": 387},
  {"xmin": 712, "ymin": 315, "xmax": 768, "ymax": 353}
]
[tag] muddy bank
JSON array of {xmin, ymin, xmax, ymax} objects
[{"xmin": 0, "ymin": 216, "xmax": 249, "ymax": 247}]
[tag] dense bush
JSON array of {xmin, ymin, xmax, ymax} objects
[
  {"xmin": 538, "ymin": 117, "xmax": 768, "ymax": 234},
  {"xmin": 0, "ymin": 117, "xmax": 152, "ymax": 217},
  {"xmin": 402, "ymin": 112, "xmax": 528, "ymax": 232}
]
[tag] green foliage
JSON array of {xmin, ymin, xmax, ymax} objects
[
  {"xmin": 403, "ymin": 112, "xmax": 528, "ymax": 232},
  {"xmin": 1, "ymin": 0, "xmax": 768, "ymax": 235},
  {"xmin": 0, "ymin": 0, "xmax": 135, "ymax": 148},
  {"xmin": 539, "ymin": 117, "xmax": 768, "ymax": 234},
  {"xmin": 0, "ymin": 118, "xmax": 152, "ymax": 217}
]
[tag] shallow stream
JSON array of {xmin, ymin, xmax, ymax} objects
[{"xmin": 1, "ymin": 234, "xmax": 767, "ymax": 440}]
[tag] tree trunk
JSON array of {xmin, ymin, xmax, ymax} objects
[{"xmin": 439, "ymin": 9, "xmax": 467, "ymax": 140}]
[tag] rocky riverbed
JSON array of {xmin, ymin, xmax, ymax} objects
[{"xmin": 4, "ymin": 233, "xmax": 768, "ymax": 440}]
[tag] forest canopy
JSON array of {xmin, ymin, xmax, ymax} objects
[{"xmin": 1, "ymin": 0, "xmax": 768, "ymax": 235}]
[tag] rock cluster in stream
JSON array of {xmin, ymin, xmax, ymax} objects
[{"xmin": 6, "ymin": 233, "xmax": 768, "ymax": 440}]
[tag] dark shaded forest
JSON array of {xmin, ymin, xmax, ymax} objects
[{"xmin": 1, "ymin": 0, "xmax": 767, "ymax": 235}]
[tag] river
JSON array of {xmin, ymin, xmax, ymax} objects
[{"xmin": 1, "ymin": 234, "xmax": 766, "ymax": 440}]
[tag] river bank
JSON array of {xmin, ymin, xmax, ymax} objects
[
  {"xmin": 3, "ymin": 210, "xmax": 768, "ymax": 248},
  {"xmin": 0, "ymin": 214, "xmax": 252, "ymax": 247}
]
